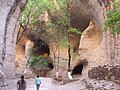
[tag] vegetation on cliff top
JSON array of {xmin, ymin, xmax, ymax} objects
[{"xmin": 106, "ymin": 2, "xmax": 120, "ymax": 33}]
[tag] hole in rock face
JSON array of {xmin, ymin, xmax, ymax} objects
[
  {"xmin": 34, "ymin": 39, "xmax": 50, "ymax": 56},
  {"xmin": 33, "ymin": 39, "xmax": 54, "ymax": 70},
  {"xmin": 72, "ymin": 63, "xmax": 83, "ymax": 75}
]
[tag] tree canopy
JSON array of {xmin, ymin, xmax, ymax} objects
[
  {"xmin": 20, "ymin": 0, "xmax": 81, "ymax": 73},
  {"xmin": 105, "ymin": 2, "xmax": 120, "ymax": 33}
]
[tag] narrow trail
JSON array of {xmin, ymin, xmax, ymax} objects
[
  {"xmin": 3, "ymin": 76, "xmax": 120, "ymax": 90},
  {"xmin": 4, "ymin": 76, "xmax": 87, "ymax": 90},
  {"xmin": 27, "ymin": 77, "xmax": 59, "ymax": 90}
]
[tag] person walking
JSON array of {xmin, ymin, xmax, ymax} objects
[
  {"xmin": 17, "ymin": 75, "xmax": 26, "ymax": 90},
  {"xmin": 35, "ymin": 75, "xmax": 41, "ymax": 90}
]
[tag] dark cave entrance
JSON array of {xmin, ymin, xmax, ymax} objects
[
  {"xmin": 34, "ymin": 39, "xmax": 50, "ymax": 56},
  {"xmin": 34, "ymin": 39, "xmax": 54, "ymax": 69},
  {"xmin": 72, "ymin": 63, "xmax": 83, "ymax": 75}
]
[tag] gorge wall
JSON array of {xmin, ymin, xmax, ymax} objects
[
  {"xmin": 70, "ymin": 0, "xmax": 105, "ymax": 75},
  {"xmin": 0, "ymin": 0, "xmax": 120, "ymax": 89},
  {"xmin": 0, "ymin": 0, "xmax": 27, "ymax": 89},
  {"xmin": 71, "ymin": 0, "xmax": 120, "ymax": 75}
]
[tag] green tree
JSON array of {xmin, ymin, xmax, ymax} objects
[
  {"xmin": 29, "ymin": 55, "xmax": 51, "ymax": 75},
  {"xmin": 48, "ymin": 0, "xmax": 81, "ymax": 79},
  {"xmin": 16, "ymin": 0, "xmax": 55, "ymax": 44},
  {"xmin": 105, "ymin": 2, "xmax": 120, "ymax": 33},
  {"xmin": 20, "ymin": 0, "xmax": 81, "ymax": 79}
]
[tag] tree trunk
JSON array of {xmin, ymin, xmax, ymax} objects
[{"xmin": 68, "ymin": 44, "xmax": 71, "ymax": 71}]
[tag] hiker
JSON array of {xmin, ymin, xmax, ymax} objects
[
  {"xmin": 35, "ymin": 75, "xmax": 41, "ymax": 90},
  {"xmin": 17, "ymin": 75, "xmax": 26, "ymax": 90}
]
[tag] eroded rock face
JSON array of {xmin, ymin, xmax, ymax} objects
[
  {"xmin": 15, "ymin": 37, "xmax": 34, "ymax": 74},
  {"xmin": 75, "ymin": 0, "xmax": 120, "ymax": 75},
  {"xmin": 0, "ymin": 0, "xmax": 120, "ymax": 85},
  {"xmin": 71, "ymin": 0, "xmax": 105, "ymax": 29},
  {"xmin": 0, "ymin": 70, "xmax": 5, "ymax": 89},
  {"xmin": 15, "ymin": 35, "xmax": 55, "ymax": 76},
  {"xmin": 79, "ymin": 21, "xmax": 102, "ymax": 50},
  {"xmin": 103, "ymin": 32, "xmax": 120, "ymax": 65},
  {"xmin": 0, "ymin": 0, "xmax": 27, "ymax": 89},
  {"xmin": 46, "ymin": 0, "xmax": 107, "ymax": 77},
  {"xmin": 70, "ymin": 0, "xmax": 105, "ymax": 65}
]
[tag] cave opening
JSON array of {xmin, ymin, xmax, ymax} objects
[
  {"xmin": 34, "ymin": 39, "xmax": 50, "ymax": 56},
  {"xmin": 72, "ymin": 63, "xmax": 83, "ymax": 75},
  {"xmin": 33, "ymin": 39, "xmax": 54, "ymax": 70}
]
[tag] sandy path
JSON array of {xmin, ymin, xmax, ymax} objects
[
  {"xmin": 4, "ymin": 77, "xmax": 87, "ymax": 90},
  {"xmin": 27, "ymin": 77, "xmax": 58, "ymax": 90},
  {"xmin": 3, "ymin": 76, "xmax": 120, "ymax": 90},
  {"xmin": 27, "ymin": 77, "xmax": 87, "ymax": 90}
]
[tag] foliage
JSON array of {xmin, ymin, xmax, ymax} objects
[
  {"xmin": 47, "ymin": 0, "xmax": 81, "ymax": 71},
  {"xmin": 21, "ymin": 0, "xmax": 55, "ymax": 26},
  {"xmin": 29, "ymin": 55, "xmax": 51, "ymax": 69},
  {"xmin": 105, "ymin": 2, "xmax": 120, "ymax": 33},
  {"xmin": 69, "ymin": 27, "xmax": 82, "ymax": 35},
  {"xmin": 21, "ymin": 0, "xmax": 81, "ymax": 39},
  {"xmin": 21, "ymin": 0, "xmax": 81, "ymax": 72}
]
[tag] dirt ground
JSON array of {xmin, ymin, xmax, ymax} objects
[
  {"xmin": 3, "ymin": 76, "xmax": 120, "ymax": 90},
  {"xmin": 3, "ymin": 76, "xmax": 87, "ymax": 90}
]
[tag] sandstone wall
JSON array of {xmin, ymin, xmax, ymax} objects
[
  {"xmin": 70, "ymin": 0, "xmax": 105, "ymax": 75},
  {"xmin": 102, "ymin": 0, "xmax": 120, "ymax": 65},
  {"xmin": 0, "ymin": 0, "xmax": 27, "ymax": 89},
  {"xmin": 48, "ymin": 0, "xmax": 116, "ymax": 77},
  {"xmin": 77, "ymin": 0, "xmax": 120, "ymax": 75},
  {"xmin": 103, "ymin": 32, "xmax": 120, "ymax": 65},
  {"xmin": 15, "ymin": 36, "xmax": 34, "ymax": 74},
  {"xmin": 0, "ymin": 0, "xmax": 119, "ymax": 84}
]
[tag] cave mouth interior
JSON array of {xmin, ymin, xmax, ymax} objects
[
  {"xmin": 33, "ymin": 39, "xmax": 54, "ymax": 69},
  {"xmin": 34, "ymin": 39, "xmax": 50, "ymax": 56},
  {"xmin": 72, "ymin": 63, "xmax": 83, "ymax": 75}
]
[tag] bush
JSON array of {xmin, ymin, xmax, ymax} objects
[
  {"xmin": 105, "ymin": 2, "xmax": 120, "ymax": 33},
  {"xmin": 29, "ymin": 55, "xmax": 51, "ymax": 69}
]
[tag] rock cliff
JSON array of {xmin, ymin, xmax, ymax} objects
[
  {"xmin": 0, "ymin": 0, "xmax": 27, "ymax": 89},
  {"xmin": 0, "ymin": 0, "xmax": 120, "ymax": 89}
]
